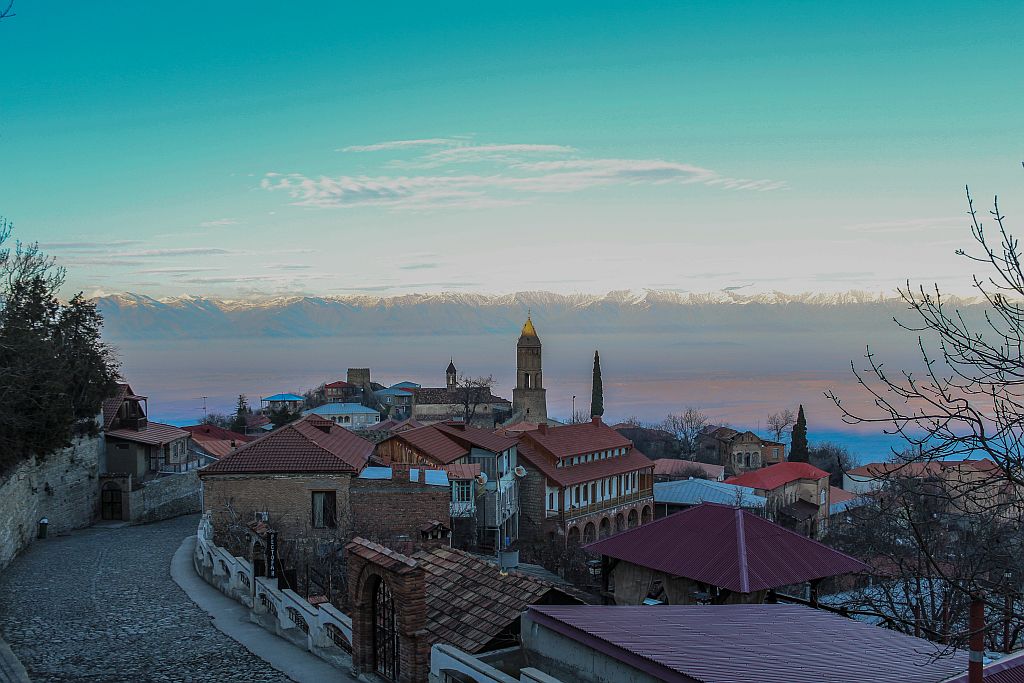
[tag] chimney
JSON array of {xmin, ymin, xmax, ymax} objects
[
  {"xmin": 538, "ymin": 423, "xmax": 548, "ymax": 435},
  {"xmin": 592, "ymin": 415, "xmax": 602, "ymax": 425},
  {"xmin": 969, "ymin": 593, "xmax": 985, "ymax": 683}
]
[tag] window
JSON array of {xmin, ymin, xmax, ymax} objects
[
  {"xmin": 312, "ymin": 491, "xmax": 337, "ymax": 529},
  {"xmin": 773, "ymin": 448, "xmax": 780, "ymax": 458},
  {"xmin": 819, "ymin": 488, "xmax": 826, "ymax": 505},
  {"xmin": 548, "ymin": 492, "xmax": 555, "ymax": 509},
  {"xmin": 455, "ymin": 481, "xmax": 473, "ymax": 503}
]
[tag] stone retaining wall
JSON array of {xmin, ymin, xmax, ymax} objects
[{"xmin": 0, "ymin": 433, "xmax": 103, "ymax": 570}]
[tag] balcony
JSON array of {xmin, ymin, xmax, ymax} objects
[
  {"xmin": 450, "ymin": 500, "xmax": 475, "ymax": 518},
  {"xmin": 480, "ymin": 480, "xmax": 519, "ymax": 528},
  {"xmin": 119, "ymin": 416, "xmax": 148, "ymax": 430},
  {"xmin": 560, "ymin": 488, "xmax": 654, "ymax": 522}
]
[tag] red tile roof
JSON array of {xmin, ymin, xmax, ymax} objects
[
  {"xmin": 182, "ymin": 424, "xmax": 252, "ymax": 443},
  {"xmin": 725, "ymin": 461, "xmax": 829, "ymax": 490},
  {"xmin": 191, "ymin": 439, "xmax": 239, "ymax": 458},
  {"xmin": 101, "ymin": 383, "xmax": 131, "ymax": 429},
  {"xmin": 517, "ymin": 441, "xmax": 653, "ymax": 487},
  {"xmin": 324, "ymin": 380, "xmax": 354, "ymax": 389},
  {"xmin": 653, "ymin": 458, "xmax": 725, "ymax": 480},
  {"xmin": 434, "ymin": 422, "xmax": 516, "ymax": 453},
  {"xmin": 585, "ymin": 502, "xmax": 867, "ymax": 593},
  {"xmin": 106, "ymin": 422, "xmax": 190, "ymax": 446},
  {"xmin": 413, "ymin": 545, "xmax": 572, "ymax": 653},
  {"xmin": 200, "ymin": 415, "xmax": 372, "ymax": 475},
  {"xmin": 412, "ymin": 387, "xmax": 510, "ymax": 406},
  {"xmin": 527, "ymin": 604, "xmax": 966, "ymax": 683},
  {"xmin": 523, "ymin": 420, "xmax": 632, "ymax": 460}
]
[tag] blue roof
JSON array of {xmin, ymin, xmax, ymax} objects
[
  {"xmin": 390, "ymin": 381, "xmax": 420, "ymax": 389},
  {"xmin": 264, "ymin": 393, "xmax": 304, "ymax": 402},
  {"xmin": 304, "ymin": 403, "xmax": 380, "ymax": 416},
  {"xmin": 375, "ymin": 387, "xmax": 414, "ymax": 397},
  {"xmin": 359, "ymin": 467, "xmax": 393, "ymax": 480},
  {"xmin": 829, "ymin": 496, "xmax": 870, "ymax": 516},
  {"xmin": 654, "ymin": 478, "xmax": 766, "ymax": 508}
]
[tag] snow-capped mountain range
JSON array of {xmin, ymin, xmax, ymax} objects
[{"xmin": 93, "ymin": 289, "xmax": 982, "ymax": 341}]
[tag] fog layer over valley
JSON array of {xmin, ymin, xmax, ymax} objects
[{"xmin": 99, "ymin": 290, "xmax": 982, "ymax": 461}]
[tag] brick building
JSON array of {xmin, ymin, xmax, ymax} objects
[
  {"xmin": 349, "ymin": 465, "xmax": 452, "ymax": 552},
  {"xmin": 515, "ymin": 417, "xmax": 655, "ymax": 546},
  {"xmin": 376, "ymin": 422, "xmax": 520, "ymax": 549},
  {"xmin": 198, "ymin": 414, "xmax": 373, "ymax": 544},
  {"xmin": 697, "ymin": 425, "xmax": 787, "ymax": 475}
]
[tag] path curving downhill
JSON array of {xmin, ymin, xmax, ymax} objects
[{"xmin": 0, "ymin": 514, "xmax": 292, "ymax": 683}]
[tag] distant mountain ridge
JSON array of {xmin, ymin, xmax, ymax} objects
[{"xmin": 93, "ymin": 289, "xmax": 986, "ymax": 341}]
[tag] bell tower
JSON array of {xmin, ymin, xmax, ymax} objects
[
  {"xmin": 446, "ymin": 358, "xmax": 457, "ymax": 390},
  {"xmin": 512, "ymin": 314, "xmax": 548, "ymax": 421}
]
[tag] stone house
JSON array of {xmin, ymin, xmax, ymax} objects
[
  {"xmin": 515, "ymin": 417, "xmax": 655, "ymax": 546},
  {"xmin": 102, "ymin": 382, "xmax": 193, "ymax": 481},
  {"xmin": 697, "ymin": 426, "xmax": 787, "ymax": 475},
  {"xmin": 198, "ymin": 414, "xmax": 373, "ymax": 546},
  {"xmin": 726, "ymin": 461, "xmax": 831, "ymax": 538},
  {"xmin": 410, "ymin": 360, "xmax": 512, "ymax": 426},
  {"xmin": 376, "ymin": 422, "xmax": 520, "ymax": 550},
  {"xmin": 323, "ymin": 379, "xmax": 361, "ymax": 403}
]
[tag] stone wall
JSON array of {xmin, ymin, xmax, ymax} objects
[
  {"xmin": 0, "ymin": 433, "xmax": 103, "ymax": 570},
  {"xmin": 131, "ymin": 471, "xmax": 202, "ymax": 524}
]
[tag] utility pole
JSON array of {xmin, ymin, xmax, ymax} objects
[{"xmin": 572, "ymin": 395, "xmax": 576, "ymax": 421}]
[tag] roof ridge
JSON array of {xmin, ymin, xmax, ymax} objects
[{"xmin": 735, "ymin": 507, "xmax": 750, "ymax": 593}]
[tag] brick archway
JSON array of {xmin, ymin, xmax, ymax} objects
[
  {"xmin": 348, "ymin": 540, "xmax": 428, "ymax": 683},
  {"xmin": 641, "ymin": 505, "xmax": 653, "ymax": 525},
  {"xmin": 615, "ymin": 513, "xmax": 626, "ymax": 532},
  {"xmin": 583, "ymin": 522, "xmax": 596, "ymax": 544},
  {"xmin": 567, "ymin": 525, "xmax": 581, "ymax": 545},
  {"xmin": 598, "ymin": 517, "xmax": 611, "ymax": 539},
  {"xmin": 627, "ymin": 508, "xmax": 639, "ymax": 528}
]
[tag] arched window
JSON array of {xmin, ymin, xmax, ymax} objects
[{"xmin": 373, "ymin": 579, "xmax": 399, "ymax": 680}]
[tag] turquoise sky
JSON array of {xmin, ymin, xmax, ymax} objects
[{"xmin": 2, "ymin": 1, "xmax": 1022, "ymax": 297}]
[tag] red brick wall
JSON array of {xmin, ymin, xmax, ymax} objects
[{"xmin": 349, "ymin": 472, "xmax": 451, "ymax": 550}]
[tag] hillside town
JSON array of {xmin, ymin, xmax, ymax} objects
[{"xmin": 3, "ymin": 312, "xmax": 1022, "ymax": 683}]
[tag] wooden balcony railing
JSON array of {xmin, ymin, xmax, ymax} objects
[{"xmin": 553, "ymin": 489, "xmax": 654, "ymax": 520}]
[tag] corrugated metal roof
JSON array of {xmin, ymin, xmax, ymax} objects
[
  {"xmin": 517, "ymin": 441, "xmax": 653, "ymax": 487},
  {"xmin": 523, "ymin": 420, "xmax": 632, "ymax": 459},
  {"xmin": 304, "ymin": 402, "xmax": 380, "ymax": 416},
  {"xmin": 653, "ymin": 458, "xmax": 725, "ymax": 480},
  {"xmin": 263, "ymin": 393, "xmax": 305, "ymax": 402},
  {"xmin": 585, "ymin": 502, "xmax": 867, "ymax": 593},
  {"xmin": 654, "ymin": 479, "xmax": 765, "ymax": 508},
  {"xmin": 528, "ymin": 604, "xmax": 967, "ymax": 683}
]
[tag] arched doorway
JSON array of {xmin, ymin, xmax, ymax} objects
[
  {"xmin": 599, "ymin": 517, "xmax": 611, "ymax": 538},
  {"xmin": 101, "ymin": 482, "xmax": 122, "ymax": 520},
  {"xmin": 627, "ymin": 509, "xmax": 639, "ymax": 528},
  {"xmin": 567, "ymin": 525, "xmax": 581, "ymax": 545},
  {"xmin": 583, "ymin": 522, "xmax": 596, "ymax": 544},
  {"xmin": 373, "ymin": 578, "xmax": 399, "ymax": 681},
  {"xmin": 615, "ymin": 513, "xmax": 626, "ymax": 532},
  {"xmin": 641, "ymin": 505, "xmax": 653, "ymax": 525}
]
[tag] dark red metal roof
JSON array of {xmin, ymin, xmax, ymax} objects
[
  {"xmin": 725, "ymin": 461, "xmax": 829, "ymax": 490},
  {"xmin": 528, "ymin": 604, "xmax": 967, "ymax": 683},
  {"xmin": 585, "ymin": 503, "xmax": 867, "ymax": 593},
  {"xmin": 517, "ymin": 441, "xmax": 653, "ymax": 487}
]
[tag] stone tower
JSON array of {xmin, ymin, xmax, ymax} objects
[
  {"xmin": 512, "ymin": 315, "xmax": 548, "ymax": 422},
  {"xmin": 446, "ymin": 359, "xmax": 458, "ymax": 390}
]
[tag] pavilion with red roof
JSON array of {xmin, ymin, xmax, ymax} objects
[{"xmin": 585, "ymin": 502, "xmax": 867, "ymax": 605}]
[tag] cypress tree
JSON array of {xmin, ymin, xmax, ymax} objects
[
  {"xmin": 231, "ymin": 394, "xmax": 249, "ymax": 433},
  {"xmin": 789, "ymin": 404, "xmax": 809, "ymax": 462},
  {"xmin": 591, "ymin": 350, "xmax": 604, "ymax": 418}
]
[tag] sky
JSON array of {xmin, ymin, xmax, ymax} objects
[{"xmin": 2, "ymin": 1, "xmax": 1023, "ymax": 298}]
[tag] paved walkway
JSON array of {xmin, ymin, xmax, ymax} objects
[{"xmin": 0, "ymin": 515, "xmax": 294, "ymax": 683}]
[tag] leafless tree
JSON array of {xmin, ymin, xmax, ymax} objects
[
  {"xmin": 766, "ymin": 409, "xmax": 796, "ymax": 442},
  {"xmin": 826, "ymin": 173, "xmax": 1024, "ymax": 647},
  {"xmin": 662, "ymin": 407, "xmax": 710, "ymax": 456},
  {"xmin": 568, "ymin": 407, "xmax": 590, "ymax": 424},
  {"xmin": 448, "ymin": 374, "xmax": 498, "ymax": 426}
]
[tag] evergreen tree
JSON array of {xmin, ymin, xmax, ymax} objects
[
  {"xmin": 591, "ymin": 350, "xmax": 604, "ymax": 418},
  {"xmin": 231, "ymin": 394, "xmax": 249, "ymax": 433},
  {"xmin": 789, "ymin": 404, "xmax": 809, "ymax": 462}
]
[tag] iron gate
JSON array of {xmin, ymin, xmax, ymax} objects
[
  {"xmin": 101, "ymin": 483, "xmax": 122, "ymax": 520},
  {"xmin": 373, "ymin": 579, "xmax": 398, "ymax": 680}
]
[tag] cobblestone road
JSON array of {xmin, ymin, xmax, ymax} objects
[{"xmin": 0, "ymin": 515, "xmax": 292, "ymax": 683}]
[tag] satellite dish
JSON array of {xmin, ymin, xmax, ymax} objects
[
  {"xmin": 476, "ymin": 472, "xmax": 489, "ymax": 485},
  {"xmin": 514, "ymin": 465, "xmax": 527, "ymax": 478}
]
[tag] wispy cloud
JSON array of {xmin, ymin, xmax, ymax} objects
[
  {"xmin": 200, "ymin": 218, "xmax": 239, "ymax": 228},
  {"xmin": 340, "ymin": 138, "xmax": 461, "ymax": 152},
  {"xmin": 265, "ymin": 141, "xmax": 786, "ymax": 210},
  {"xmin": 136, "ymin": 267, "xmax": 220, "ymax": 275},
  {"xmin": 41, "ymin": 240, "xmax": 143, "ymax": 252},
  {"xmin": 843, "ymin": 216, "xmax": 964, "ymax": 233},
  {"xmin": 398, "ymin": 262, "xmax": 439, "ymax": 270}
]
